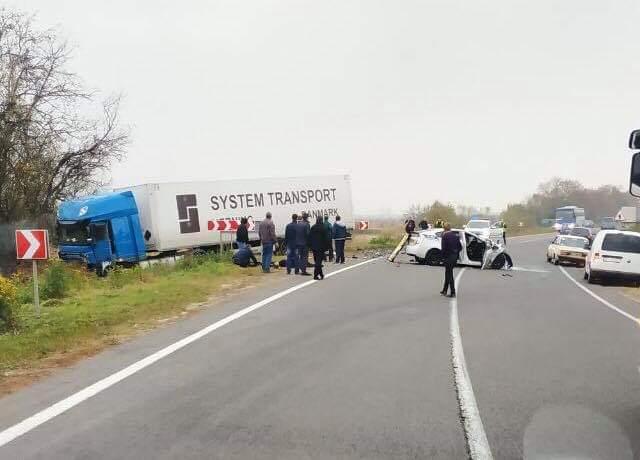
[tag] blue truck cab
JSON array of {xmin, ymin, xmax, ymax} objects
[{"xmin": 57, "ymin": 191, "xmax": 146, "ymax": 275}]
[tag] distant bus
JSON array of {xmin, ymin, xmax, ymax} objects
[{"xmin": 555, "ymin": 206, "xmax": 585, "ymax": 229}]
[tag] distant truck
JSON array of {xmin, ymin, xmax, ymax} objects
[
  {"xmin": 553, "ymin": 206, "xmax": 585, "ymax": 230},
  {"xmin": 57, "ymin": 175, "xmax": 354, "ymax": 275}
]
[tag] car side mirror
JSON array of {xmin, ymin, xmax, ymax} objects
[
  {"xmin": 630, "ymin": 151, "xmax": 640, "ymax": 197},
  {"xmin": 629, "ymin": 129, "xmax": 640, "ymax": 149}
]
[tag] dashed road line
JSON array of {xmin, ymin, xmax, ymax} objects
[
  {"xmin": 449, "ymin": 268, "xmax": 494, "ymax": 459},
  {"xmin": 0, "ymin": 258, "xmax": 379, "ymax": 449},
  {"xmin": 558, "ymin": 266, "xmax": 640, "ymax": 325}
]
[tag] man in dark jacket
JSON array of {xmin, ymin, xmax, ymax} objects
[
  {"xmin": 323, "ymin": 215, "xmax": 334, "ymax": 262},
  {"xmin": 332, "ymin": 215, "xmax": 348, "ymax": 264},
  {"xmin": 236, "ymin": 217, "xmax": 250, "ymax": 249},
  {"xmin": 309, "ymin": 216, "xmax": 330, "ymax": 280},
  {"xmin": 440, "ymin": 222, "xmax": 462, "ymax": 298},
  {"xmin": 418, "ymin": 219, "xmax": 429, "ymax": 230},
  {"xmin": 405, "ymin": 219, "xmax": 416, "ymax": 235},
  {"xmin": 294, "ymin": 212, "xmax": 311, "ymax": 275},
  {"xmin": 284, "ymin": 214, "xmax": 298, "ymax": 274}
]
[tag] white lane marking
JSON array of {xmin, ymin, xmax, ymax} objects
[
  {"xmin": 449, "ymin": 268, "xmax": 494, "ymax": 460},
  {"xmin": 0, "ymin": 259, "xmax": 379, "ymax": 448},
  {"xmin": 509, "ymin": 233, "xmax": 554, "ymax": 240},
  {"xmin": 510, "ymin": 237, "xmax": 553, "ymax": 244},
  {"xmin": 509, "ymin": 266, "xmax": 550, "ymax": 273},
  {"xmin": 558, "ymin": 266, "xmax": 640, "ymax": 325}
]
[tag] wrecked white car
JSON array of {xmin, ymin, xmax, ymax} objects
[{"xmin": 406, "ymin": 228, "xmax": 513, "ymax": 269}]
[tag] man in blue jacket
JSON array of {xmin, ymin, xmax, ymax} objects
[
  {"xmin": 440, "ymin": 222, "xmax": 462, "ymax": 298},
  {"xmin": 332, "ymin": 215, "xmax": 348, "ymax": 264},
  {"xmin": 284, "ymin": 214, "xmax": 298, "ymax": 274}
]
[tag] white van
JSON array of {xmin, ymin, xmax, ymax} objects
[{"xmin": 584, "ymin": 230, "xmax": 640, "ymax": 284}]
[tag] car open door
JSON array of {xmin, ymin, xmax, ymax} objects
[{"xmin": 463, "ymin": 232, "xmax": 484, "ymax": 267}]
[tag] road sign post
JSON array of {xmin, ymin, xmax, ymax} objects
[
  {"xmin": 15, "ymin": 229, "xmax": 49, "ymax": 317},
  {"xmin": 33, "ymin": 260, "xmax": 40, "ymax": 317}
]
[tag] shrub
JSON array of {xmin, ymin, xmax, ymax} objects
[
  {"xmin": 41, "ymin": 261, "xmax": 70, "ymax": 300},
  {"xmin": 369, "ymin": 234, "xmax": 397, "ymax": 248},
  {"xmin": 0, "ymin": 275, "xmax": 18, "ymax": 331}
]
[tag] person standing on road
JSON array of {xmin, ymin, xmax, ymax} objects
[
  {"xmin": 440, "ymin": 222, "xmax": 462, "ymax": 298},
  {"xmin": 309, "ymin": 216, "xmax": 330, "ymax": 280},
  {"xmin": 258, "ymin": 212, "xmax": 277, "ymax": 273},
  {"xmin": 236, "ymin": 217, "xmax": 250, "ymax": 249},
  {"xmin": 284, "ymin": 214, "xmax": 298, "ymax": 274},
  {"xmin": 323, "ymin": 215, "xmax": 334, "ymax": 262},
  {"xmin": 332, "ymin": 215, "xmax": 347, "ymax": 264},
  {"xmin": 295, "ymin": 212, "xmax": 311, "ymax": 275}
]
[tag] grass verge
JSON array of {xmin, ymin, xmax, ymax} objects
[{"xmin": 0, "ymin": 253, "xmax": 271, "ymax": 396}]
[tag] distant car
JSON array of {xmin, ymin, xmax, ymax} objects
[
  {"xmin": 406, "ymin": 228, "xmax": 513, "ymax": 269},
  {"xmin": 600, "ymin": 217, "xmax": 617, "ymax": 230},
  {"xmin": 569, "ymin": 226, "xmax": 594, "ymax": 243},
  {"xmin": 547, "ymin": 235, "xmax": 590, "ymax": 267},
  {"xmin": 584, "ymin": 230, "xmax": 640, "ymax": 285},
  {"xmin": 583, "ymin": 219, "xmax": 595, "ymax": 228},
  {"xmin": 464, "ymin": 219, "xmax": 505, "ymax": 244}
]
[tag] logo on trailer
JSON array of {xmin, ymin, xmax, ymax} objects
[{"xmin": 176, "ymin": 194, "xmax": 200, "ymax": 234}]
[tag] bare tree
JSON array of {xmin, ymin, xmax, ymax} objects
[{"xmin": 0, "ymin": 9, "xmax": 128, "ymax": 223}]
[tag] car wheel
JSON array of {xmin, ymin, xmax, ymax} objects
[
  {"xmin": 415, "ymin": 256, "xmax": 427, "ymax": 265},
  {"xmin": 425, "ymin": 249, "xmax": 442, "ymax": 266},
  {"xmin": 553, "ymin": 255, "xmax": 559, "ymax": 265},
  {"xmin": 491, "ymin": 253, "xmax": 506, "ymax": 269},
  {"xmin": 546, "ymin": 254, "xmax": 551, "ymax": 263},
  {"xmin": 587, "ymin": 271, "xmax": 597, "ymax": 284}
]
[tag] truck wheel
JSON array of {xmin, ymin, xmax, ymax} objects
[{"xmin": 425, "ymin": 250, "xmax": 442, "ymax": 266}]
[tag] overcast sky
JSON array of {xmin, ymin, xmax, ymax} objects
[{"xmin": 13, "ymin": 0, "xmax": 640, "ymax": 215}]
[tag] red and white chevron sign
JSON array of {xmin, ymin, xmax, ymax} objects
[
  {"xmin": 357, "ymin": 221, "xmax": 369, "ymax": 230},
  {"xmin": 15, "ymin": 229, "xmax": 49, "ymax": 260},
  {"xmin": 207, "ymin": 219, "xmax": 255, "ymax": 232}
]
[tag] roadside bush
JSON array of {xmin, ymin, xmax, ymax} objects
[
  {"xmin": 369, "ymin": 234, "xmax": 397, "ymax": 249},
  {"xmin": 0, "ymin": 275, "xmax": 18, "ymax": 332},
  {"xmin": 41, "ymin": 261, "xmax": 70, "ymax": 300}
]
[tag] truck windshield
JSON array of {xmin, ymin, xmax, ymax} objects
[{"xmin": 58, "ymin": 221, "xmax": 90, "ymax": 245}]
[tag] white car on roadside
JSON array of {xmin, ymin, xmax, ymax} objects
[
  {"xmin": 406, "ymin": 228, "xmax": 513, "ymax": 269},
  {"xmin": 547, "ymin": 235, "xmax": 590, "ymax": 267},
  {"xmin": 584, "ymin": 230, "xmax": 640, "ymax": 285},
  {"xmin": 465, "ymin": 219, "xmax": 505, "ymax": 244}
]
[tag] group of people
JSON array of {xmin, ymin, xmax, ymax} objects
[{"xmin": 233, "ymin": 212, "xmax": 348, "ymax": 280}]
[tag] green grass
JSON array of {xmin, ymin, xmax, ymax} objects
[
  {"xmin": 368, "ymin": 234, "xmax": 399, "ymax": 249},
  {"xmin": 0, "ymin": 252, "xmax": 255, "ymax": 376}
]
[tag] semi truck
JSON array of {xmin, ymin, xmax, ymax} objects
[{"xmin": 56, "ymin": 175, "xmax": 354, "ymax": 275}]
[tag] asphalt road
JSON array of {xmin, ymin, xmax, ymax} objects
[{"xmin": 0, "ymin": 233, "xmax": 639, "ymax": 459}]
